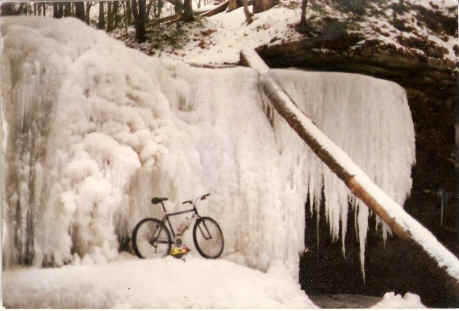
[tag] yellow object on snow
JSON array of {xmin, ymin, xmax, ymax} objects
[{"xmin": 170, "ymin": 246, "xmax": 190, "ymax": 258}]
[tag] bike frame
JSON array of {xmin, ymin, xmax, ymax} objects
[{"xmin": 158, "ymin": 201, "xmax": 201, "ymax": 240}]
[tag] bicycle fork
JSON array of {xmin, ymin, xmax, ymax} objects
[{"xmin": 197, "ymin": 219, "xmax": 213, "ymax": 240}]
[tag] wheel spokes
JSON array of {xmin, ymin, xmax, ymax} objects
[{"xmin": 135, "ymin": 220, "xmax": 170, "ymax": 258}]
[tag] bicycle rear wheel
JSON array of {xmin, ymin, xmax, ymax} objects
[
  {"xmin": 193, "ymin": 216, "xmax": 224, "ymax": 259},
  {"xmin": 132, "ymin": 218, "xmax": 171, "ymax": 259}
]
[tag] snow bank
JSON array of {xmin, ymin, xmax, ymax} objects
[
  {"xmin": 3, "ymin": 252, "xmax": 316, "ymax": 308},
  {"xmin": 158, "ymin": 5, "xmax": 303, "ymax": 64},
  {"xmin": 372, "ymin": 292, "xmax": 425, "ymax": 308},
  {"xmin": 1, "ymin": 17, "xmax": 415, "ymax": 282},
  {"xmin": 3, "ymin": 252, "xmax": 427, "ymax": 308}
]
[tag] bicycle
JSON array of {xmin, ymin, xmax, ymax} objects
[{"xmin": 132, "ymin": 193, "xmax": 224, "ymax": 259}]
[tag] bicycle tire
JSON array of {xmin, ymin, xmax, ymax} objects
[
  {"xmin": 193, "ymin": 216, "xmax": 224, "ymax": 259},
  {"xmin": 132, "ymin": 218, "xmax": 171, "ymax": 259}
]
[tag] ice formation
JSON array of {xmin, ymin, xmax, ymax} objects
[
  {"xmin": 0, "ymin": 17, "xmax": 415, "ymax": 279},
  {"xmin": 266, "ymin": 70, "xmax": 415, "ymax": 277}
]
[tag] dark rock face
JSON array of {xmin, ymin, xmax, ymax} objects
[
  {"xmin": 253, "ymin": 27, "xmax": 457, "ymax": 308},
  {"xmin": 256, "ymin": 38, "xmax": 455, "ymax": 97}
]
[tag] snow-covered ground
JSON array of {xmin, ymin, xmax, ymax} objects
[
  {"xmin": 157, "ymin": 6, "xmax": 303, "ymax": 64},
  {"xmin": 3, "ymin": 252, "xmax": 428, "ymax": 308},
  {"xmin": 3, "ymin": 252, "xmax": 316, "ymax": 308},
  {"xmin": 131, "ymin": 0, "xmax": 458, "ymax": 65}
]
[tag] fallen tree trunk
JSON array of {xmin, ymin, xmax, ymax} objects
[
  {"xmin": 151, "ymin": 0, "xmax": 255, "ymax": 27},
  {"xmin": 199, "ymin": 0, "xmax": 229, "ymax": 17},
  {"xmin": 240, "ymin": 48, "xmax": 459, "ymax": 295},
  {"xmin": 151, "ymin": 14, "xmax": 183, "ymax": 27},
  {"xmin": 151, "ymin": 1, "xmax": 229, "ymax": 26},
  {"xmin": 187, "ymin": 62, "xmax": 238, "ymax": 68}
]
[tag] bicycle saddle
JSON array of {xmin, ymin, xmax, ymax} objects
[{"xmin": 151, "ymin": 197, "xmax": 168, "ymax": 204}]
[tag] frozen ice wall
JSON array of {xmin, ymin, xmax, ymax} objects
[
  {"xmin": 267, "ymin": 70, "xmax": 415, "ymax": 276},
  {"xmin": 0, "ymin": 17, "xmax": 305, "ymax": 274},
  {"xmin": 167, "ymin": 65, "xmax": 308, "ymax": 276},
  {"xmin": 0, "ymin": 16, "xmax": 175, "ymax": 266},
  {"xmin": 0, "ymin": 17, "xmax": 415, "ymax": 278}
]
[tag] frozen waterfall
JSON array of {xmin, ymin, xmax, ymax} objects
[{"xmin": 0, "ymin": 17, "xmax": 415, "ymax": 279}]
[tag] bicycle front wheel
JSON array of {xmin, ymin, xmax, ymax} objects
[
  {"xmin": 132, "ymin": 218, "xmax": 171, "ymax": 259},
  {"xmin": 193, "ymin": 217, "xmax": 224, "ymax": 259}
]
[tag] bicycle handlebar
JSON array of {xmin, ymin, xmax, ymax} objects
[
  {"xmin": 152, "ymin": 194, "xmax": 210, "ymax": 206},
  {"xmin": 182, "ymin": 193, "xmax": 210, "ymax": 205},
  {"xmin": 200, "ymin": 193, "xmax": 210, "ymax": 200}
]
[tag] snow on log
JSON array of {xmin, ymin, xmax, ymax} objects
[{"xmin": 240, "ymin": 48, "xmax": 459, "ymax": 284}]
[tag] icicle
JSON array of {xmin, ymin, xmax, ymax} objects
[
  {"xmin": 357, "ymin": 204, "xmax": 369, "ymax": 282},
  {"xmin": 373, "ymin": 211, "xmax": 392, "ymax": 248},
  {"xmin": 316, "ymin": 202, "xmax": 320, "ymax": 257},
  {"xmin": 340, "ymin": 197, "xmax": 349, "ymax": 257}
]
